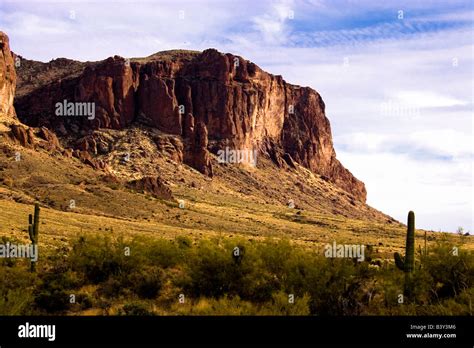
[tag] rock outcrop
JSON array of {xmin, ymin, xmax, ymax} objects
[
  {"xmin": 184, "ymin": 120, "xmax": 213, "ymax": 177},
  {"xmin": 9, "ymin": 124, "xmax": 35, "ymax": 148},
  {"xmin": 126, "ymin": 176, "xmax": 173, "ymax": 200},
  {"xmin": 38, "ymin": 126, "xmax": 61, "ymax": 151},
  {"xmin": 0, "ymin": 31, "xmax": 16, "ymax": 118},
  {"xmin": 14, "ymin": 48, "xmax": 367, "ymax": 201}
]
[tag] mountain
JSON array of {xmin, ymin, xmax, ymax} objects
[
  {"xmin": 13, "ymin": 46, "xmax": 367, "ymax": 201},
  {"xmin": 1, "ymin": 31, "xmax": 397, "ymax": 235}
]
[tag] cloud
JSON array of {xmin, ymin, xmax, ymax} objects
[
  {"xmin": 394, "ymin": 91, "xmax": 468, "ymax": 108},
  {"xmin": 245, "ymin": 0, "xmax": 299, "ymax": 47},
  {"xmin": 335, "ymin": 129, "xmax": 473, "ymax": 161},
  {"xmin": 337, "ymin": 150, "xmax": 473, "ymax": 233}
]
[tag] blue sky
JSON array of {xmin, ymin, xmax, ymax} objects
[{"xmin": 0, "ymin": 0, "xmax": 472, "ymax": 232}]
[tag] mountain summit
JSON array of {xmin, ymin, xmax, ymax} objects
[{"xmin": 12, "ymin": 44, "xmax": 366, "ymax": 202}]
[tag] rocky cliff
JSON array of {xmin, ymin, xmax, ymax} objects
[
  {"xmin": 13, "ymin": 45, "xmax": 366, "ymax": 201},
  {"xmin": 0, "ymin": 31, "xmax": 16, "ymax": 118}
]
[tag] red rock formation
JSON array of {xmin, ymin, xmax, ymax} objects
[
  {"xmin": 0, "ymin": 31, "xmax": 16, "ymax": 118},
  {"xmin": 153, "ymin": 135, "xmax": 184, "ymax": 163},
  {"xmin": 15, "ymin": 48, "xmax": 366, "ymax": 201},
  {"xmin": 184, "ymin": 120, "xmax": 213, "ymax": 177},
  {"xmin": 76, "ymin": 56, "xmax": 140, "ymax": 129},
  {"xmin": 72, "ymin": 149, "xmax": 106, "ymax": 169},
  {"xmin": 9, "ymin": 124, "xmax": 35, "ymax": 148},
  {"xmin": 38, "ymin": 126, "xmax": 61, "ymax": 151},
  {"xmin": 126, "ymin": 176, "xmax": 173, "ymax": 200},
  {"xmin": 138, "ymin": 74, "xmax": 181, "ymax": 134}
]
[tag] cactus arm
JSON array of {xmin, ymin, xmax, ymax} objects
[
  {"xmin": 28, "ymin": 225, "xmax": 33, "ymax": 242},
  {"xmin": 394, "ymin": 252, "xmax": 405, "ymax": 271}
]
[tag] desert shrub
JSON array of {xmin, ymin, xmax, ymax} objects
[
  {"xmin": 69, "ymin": 235, "xmax": 139, "ymax": 284},
  {"xmin": 97, "ymin": 265, "xmax": 163, "ymax": 300},
  {"xmin": 239, "ymin": 268, "xmax": 280, "ymax": 303},
  {"xmin": 175, "ymin": 235, "xmax": 192, "ymax": 249},
  {"xmin": 303, "ymin": 257, "xmax": 368, "ymax": 315},
  {"xmin": 0, "ymin": 236, "xmax": 26, "ymax": 268},
  {"xmin": 169, "ymin": 292, "xmax": 311, "ymax": 316},
  {"xmin": 0, "ymin": 267, "xmax": 37, "ymax": 315},
  {"xmin": 97, "ymin": 277, "xmax": 125, "ymax": 298},
  {"xmin": 362, "ymin": 242, "xmax": 474, "ymax": 315},
  {"xmin": 239, "ymin": 239, "xmax": 311, "ymax": 302},
  {"xmin": 169, "ymin": 296, "xmax": 258, "ymax": 315},
  {"xmin": 34, "ymin": 270, "xmax": 80, "ymax": 313},
  {"xmin": 135, "ymin": 237, "xmax": 185, "ymax": 268},
  {"xmin": 30, "ymin": 234, "xmax": 472, "ymax": 316},
  {"xmin": 423, "ymin": 242, "xmax": 473, "ymax": 300},
  {"xmin": 258, "ymin": 291, "xmax": 311, "ymax": 315},
  {"xmin": 76, "ymin": 293, "xmax": 94, "ymax": 310},
  {"xmin": 180, "ymin": 238, "xmax": 256, "ymax": 299},
  {"xmin": 259, "ymin": 239, "xmax": 294, "ymax": 276},
  {"xmin": 129, "ymin": 267, "xmax": 163, "ymax": 299},
  {"xmin": 407, "ymin": 267, "xmax": 433, "ymax": 304},
  {"xmin": 120, "ymin": 302, "xmax": 154, "ymax": 316}
]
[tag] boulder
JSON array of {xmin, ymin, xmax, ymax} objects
[{"xmin": 126, "ymin": 176, "xmax": 173, "ymax": 200}]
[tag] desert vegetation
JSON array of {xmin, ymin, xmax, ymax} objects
[{"xmin": 1, "ymin": 229, "xmax": 472, "ymax": 316}]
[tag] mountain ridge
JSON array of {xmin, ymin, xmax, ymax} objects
[{"xmin": 11, "ymin": 42, "xmax": 367, "ymax": 202}]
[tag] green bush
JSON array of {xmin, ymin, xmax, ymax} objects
[
  {"xmin": 130, "ymin": 267, "xmax": 163, "ymax": 299},
  {"xmin": 76, "ymin": 293, "xmax": 94, "ymax": 310},
  {"xmin": 423, "ymin": 242, "xmax": 473, "ymax": 300},
  {"xmin": 33, "ymin": 270, "xmax": 80, "ymax": 313},
  {"xmin": 120, "ymin": 302, "xmax": 154, "ymax": 316},
  {"xmin": 0, "ymin": 267, "xmax": 36, "ymax": 315},
  {"xmin": 69, "ymin": 235, "xmax": 137, "ymax": 284},
  {"xmin": 97, "ymin": 277, "xmax": 125, "ymax": 299},
  {"xmin": 1, "ymin": 232, "xmax": 472, "ymax": 316},
  {"xmin": 180, "ymin": 238, "xmax": 251, "ymax": 298}
]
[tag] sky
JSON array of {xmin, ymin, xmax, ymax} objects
[{"xmin": 0, "ymin": 0, "xmax": 472, "ymax": 232}]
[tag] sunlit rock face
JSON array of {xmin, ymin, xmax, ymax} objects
[
  {"xmin": 14, "ymin": 47, "xmax": 366, "ymax": 201},
  {"xmin": 0, "ymin": 31, "xmax": 16, "ymax": 118}
]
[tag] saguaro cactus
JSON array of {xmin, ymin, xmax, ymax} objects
[
  {"xmin": 394, "ymin": 211, "xmax": 415, "ymax": 295},
  {"xmin": 394, "ymin": 211, "xmax": 415, "ymax": 272},
  {"xmin": 28, "ymin": 203, "xmax": 40, "ymax": 272}
]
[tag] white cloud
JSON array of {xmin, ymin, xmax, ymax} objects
[
  {"xmin": 335, "ymin": 129, "xmax": 473, "ymax": 160},
  {"xmin": 251, "ymin": 0, "xmax": 295, "ymax": 45},
  {"xmin": 337, "ymin": 151, "xmax": 473, "ymax": 232},
  {"xmin": 394, "ymin": 91, "xmax": 468, "ymax": 108}
]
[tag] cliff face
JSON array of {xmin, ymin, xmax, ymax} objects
[
  {"xmin": 0, "ymin": 31, "xmax": 16, "ymax": 118},
  {"xmin": 14, "ymin": 48, "xmax": 367, "ymax": 201}
]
